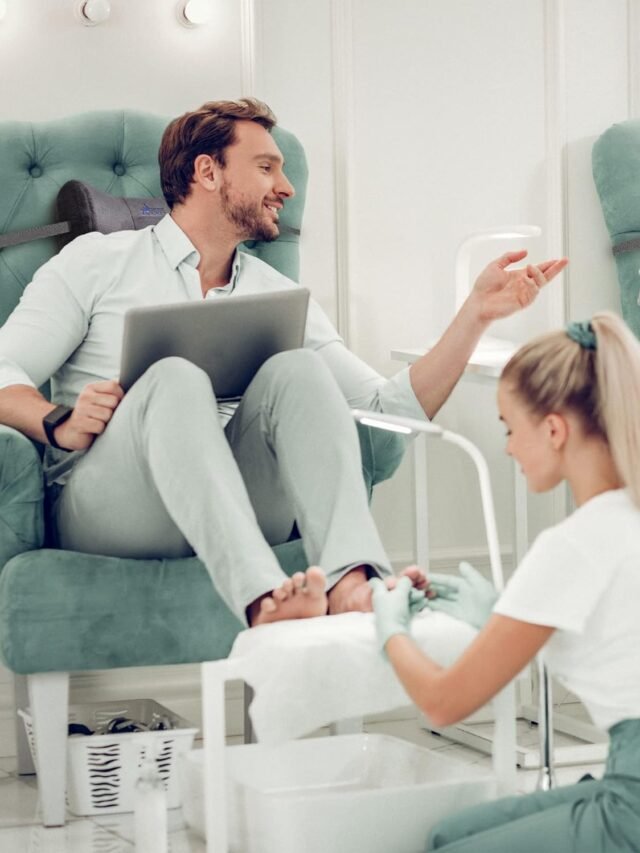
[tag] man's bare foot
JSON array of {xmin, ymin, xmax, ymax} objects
[
  {"xmin": 328, "ymin": 565, "xmax": 430, "ymax": 614},
  {"xmin": 327, "ymin": 566, "xmax": 373, "ymax": 614},
  {"xmin": 248, "ymin": 566, "xmax": 328, "ymax": 627}
]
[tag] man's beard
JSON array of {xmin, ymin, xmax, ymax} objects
[{"xmin": 220, "ymin": 182, "xmax": 279, "ymax": 243}]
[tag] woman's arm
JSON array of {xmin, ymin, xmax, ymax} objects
[{"xmin": 386, "ymin": 614, "xmax": 554, "ymax": 727}]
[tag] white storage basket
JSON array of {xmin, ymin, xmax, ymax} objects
[{"xmin": 20, "ymin": 698, "xmax": 198, "ymax": 816}]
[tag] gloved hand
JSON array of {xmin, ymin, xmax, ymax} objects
[
  {"xmin": 369, "ymin": 576, "xmax": 428, "ymax": 652},
  {"xmin": 426, "ymin": 561, "xmax": 498, "ymax": 630}
]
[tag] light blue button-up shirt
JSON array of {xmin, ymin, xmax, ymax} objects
[{"xmin": 0, "ymin": 215, "xmax": 425, "ymax": 483}]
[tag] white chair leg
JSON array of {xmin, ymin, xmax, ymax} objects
[
  {"xmin": 13, "ymin": 674, "xmax": 36, "ymax": 775},
  {"xmin": 28, "ymin": 671, "xmax": 70, "ymax": 827}
]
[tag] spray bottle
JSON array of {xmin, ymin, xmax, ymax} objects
[{"xmin": 134, "ymin": 738, "xmax": 168, "ymax": 853}]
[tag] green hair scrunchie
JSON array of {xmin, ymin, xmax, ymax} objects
[{"xmin": 566, "ymin": 320, "xmax": 597, "ymax": 350}]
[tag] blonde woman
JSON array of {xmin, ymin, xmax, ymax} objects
[{"xmin": 370, "ymin": 311, "xmax": 640, "ymax": 852}]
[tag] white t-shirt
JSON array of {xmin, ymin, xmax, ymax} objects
[{"xmin": 494, "ymin": 488, "xmax": 640, "ymax": 732}]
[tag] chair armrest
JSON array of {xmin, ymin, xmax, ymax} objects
[{"xmin": 0, "ymin": 425, "xmax": 44, "ymax": 567}]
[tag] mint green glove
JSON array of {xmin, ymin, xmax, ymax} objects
[
  {"xmin": 426, "ymin": 561, "xmax": 497, "ymax": 630},
  {"xmin": 369, "ymin": 576, "xmax": 427, "ymax": 652}
]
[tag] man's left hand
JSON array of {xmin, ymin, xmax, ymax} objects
[{"xmin": 469, "ymin": 250, "xmax": 568, "ymax": 323}]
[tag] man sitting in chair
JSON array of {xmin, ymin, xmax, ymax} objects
[{"xmin": 0, "ymin": 98, "xmax": 566, "ymax": 628}]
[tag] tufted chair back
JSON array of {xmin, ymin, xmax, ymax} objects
[{"xmin": 0, "ymin": 110, "xmax": 308, "ymax": 328}]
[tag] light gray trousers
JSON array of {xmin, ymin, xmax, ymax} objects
[{"xmin": 53, "ymin": 351, "xmax": 391, "ymax": 623}]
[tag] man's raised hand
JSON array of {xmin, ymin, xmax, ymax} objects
[{"xmin": 469, "ymin": 250, "xmax": 568, "ymax": 323}]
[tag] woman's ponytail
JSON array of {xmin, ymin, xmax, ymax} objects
[{"xmin": 591, "ymin": 312, "xmax": 640, "ymax": 507}]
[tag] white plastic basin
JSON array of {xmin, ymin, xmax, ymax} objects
[{"xmin": 181, "ymin": 734, "xmax": 497, "ymax": 853}]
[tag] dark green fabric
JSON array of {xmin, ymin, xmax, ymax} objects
[
  {"xmin": 592, "ymin": 120, "xmax": 640, "ymax": 338},
  {"xmin": 0, "ymin": 109, "xmax": 405, "ymax": 676}
]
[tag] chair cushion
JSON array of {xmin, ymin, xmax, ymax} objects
[
  {"xmin": 55, "ymin": 180, "xmax": 169, "ymax": 249},
  {"xmin": 0, "ymin": 541, "xmax": 309, "ymax": 674}
]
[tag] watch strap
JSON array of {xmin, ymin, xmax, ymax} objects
[{"xmin": 43, "ymin": 405, "xmax": 74, "ymax": 450}]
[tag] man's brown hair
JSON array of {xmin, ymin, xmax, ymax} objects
[{"xmin": 159, "ymin": 98, "xmax": 277, "ymax": 208}]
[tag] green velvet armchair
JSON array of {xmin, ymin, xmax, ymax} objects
[{"xmin": 0, "ymin": 110, "xmax": 406, "ymax": 826}]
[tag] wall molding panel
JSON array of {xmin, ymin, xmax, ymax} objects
[
  {"xmin": 628, "ymin": 0, "xmax": 640, "ymax": 118},
  {"xmin": 240, "ymin": 0, "xmax": 257, "ymax": 96},
  {"xmin": 544, "ymin": 0, "xmax": 571, "ymax": 526},
  {"xmin": 329, "ymin": 0, "xmax": 354, "ymax": 345},
  {"xmin": 544, "ymin": 0, "xmax": 569, "ymax": 326}
]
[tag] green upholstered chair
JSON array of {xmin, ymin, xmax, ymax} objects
[
  {"xmin": 593, "ymin": 119, "xmax": 640, "ymax": 338},
  {"xmin": 0, "ymin": 110, "xmax": 406, "ymax": 826}
]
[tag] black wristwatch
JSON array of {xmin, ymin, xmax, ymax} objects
[{"xmin": 43, "ymin": 405, "xmax": 74, "ymax": 450}]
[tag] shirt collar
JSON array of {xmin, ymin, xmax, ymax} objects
[
  {"xmin": 154, "ymin": 214, "xmax": 243, "ymax": 290},
  {"xmin": 229, "ymin": 251, "xmax": 242, "ymax": 291},
  {"xmin": 153, "ymin": 214, "xmax": 200, "ymax": 270}
]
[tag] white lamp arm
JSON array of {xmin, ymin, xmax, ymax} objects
[{"xmin": 351, "ymin": 409, "xmax": 504, "ymax": 590}]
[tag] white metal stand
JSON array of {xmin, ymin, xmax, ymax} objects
[{"xmin": 413, "ymin": 433, "xmax": 430, "ymax": 570}]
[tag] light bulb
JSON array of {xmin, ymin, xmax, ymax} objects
[
  {"xmin": 76, "ymin": 0, "xmax": 111, "ymax": 26},
  {"xmin": 177, "ymin": 0, "xmax": 212, "ymax": 27}
]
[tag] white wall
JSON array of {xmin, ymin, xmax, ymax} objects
[
  {"xmin": 348, "ymin": 0, "xmax": 550, "ymax": 559},
  {"xmin": 256, "ymin": 0, "xmax": 632, "ymax": 566},
  {"xmin": 0, "ymin": 0, "xmax": 244, "ymax": 120},
  {"xmin": 0, "ymin": 0, "xmax": 636, "ymax": 734}
]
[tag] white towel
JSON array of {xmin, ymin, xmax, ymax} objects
[{"xmin": 229, "ymin": 610, "xmax": 477, "ymax": 744}]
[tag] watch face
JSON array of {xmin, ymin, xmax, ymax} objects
[{"xmin": 45, "ymin": 405, "xmax": 73, "ymax": 427}]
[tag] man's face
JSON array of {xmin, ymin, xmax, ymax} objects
[{"xmin": 218, "ymin": 120, "xmax": 295, "ymax": 242}]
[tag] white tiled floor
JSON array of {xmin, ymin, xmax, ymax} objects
[{"xmin": 0, "ymin": 714, "xmax": 606, "ymax": 853}]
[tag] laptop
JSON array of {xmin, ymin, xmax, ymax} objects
[{"xmin": 119, "ymin": 287, "xmax": 310, "ymax": 398}]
